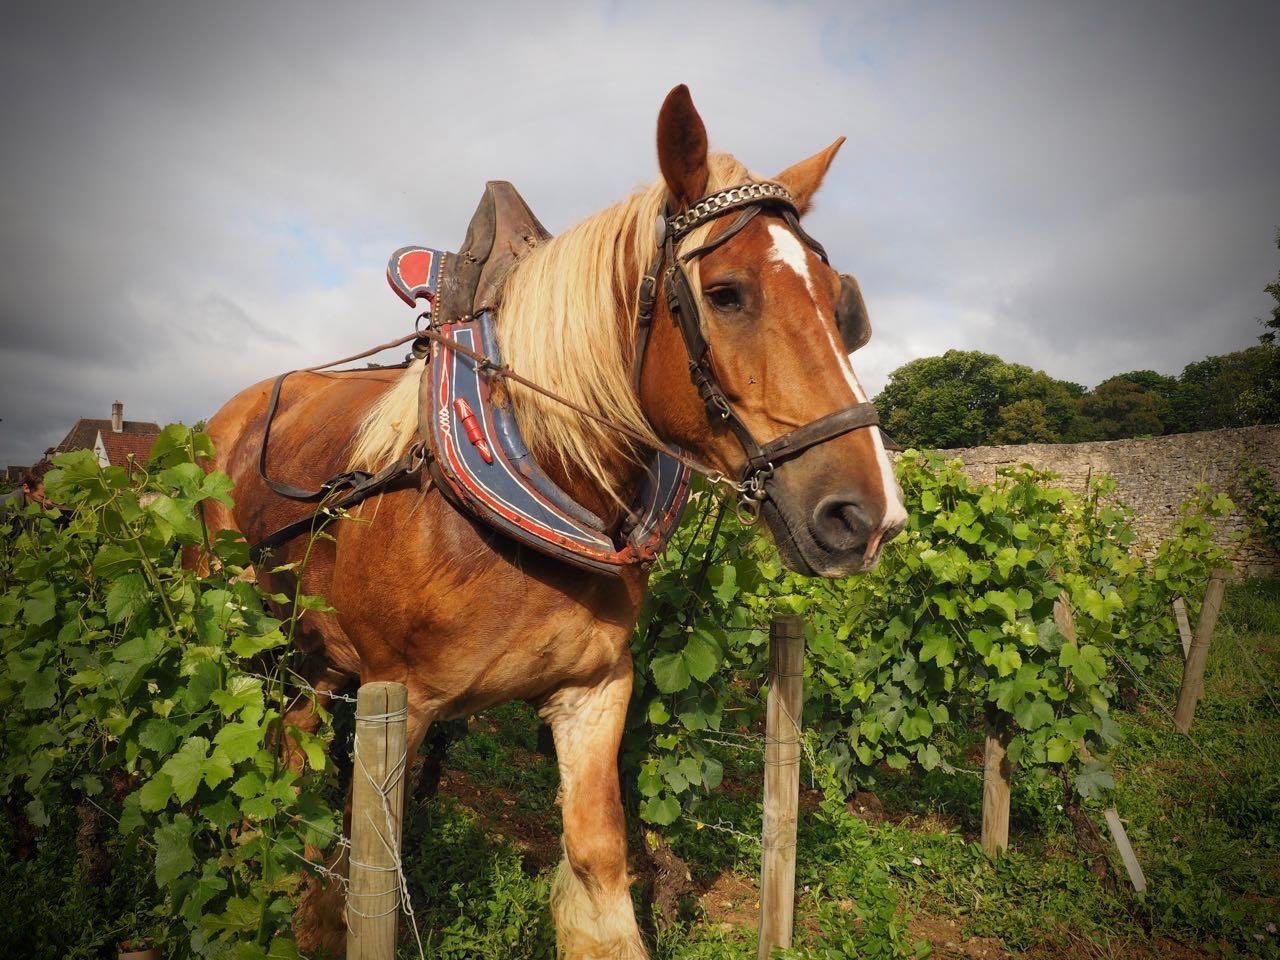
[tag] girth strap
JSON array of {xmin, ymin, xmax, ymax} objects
[
  {"xmin": 248, "ymin": 445, "xmax": 425, "ymax": 565},
  {"xmin": 245, "ymin": 330, "xmax": 425, "ymax": 562},
  {"xmin": 257, "ymin": 371, "xmax": 375, "ymax": 500}
]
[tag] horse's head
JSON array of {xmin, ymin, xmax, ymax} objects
[{"xmin": 638, "ymin": 86, "xmax": 907, "ymax": 577}]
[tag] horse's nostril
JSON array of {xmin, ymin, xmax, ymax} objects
[{"xmin": 810, "ymin": 495, "xmax": 872, "ymax": 554}]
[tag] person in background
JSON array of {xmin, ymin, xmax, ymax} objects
[{"xmin": 2, "ymin": 463, "xmax": 54, "ymax": 529}]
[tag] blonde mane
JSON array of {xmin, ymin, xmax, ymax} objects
[{"xmin": 348, "ymin": 154, "xmax": 757, "ymax": 497}]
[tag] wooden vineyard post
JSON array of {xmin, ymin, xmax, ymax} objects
[
  {"xmin": 1103, "ymin": 808, "xmax": 1147, "ymax": 893},
  {"xmin": 1174, "ymin": 570, "xmax": 1228, "ymax": 734},
  {"xmin": 981, "ymin": 723, "xmax": 1012, "ymax": 857},
  {"xmin": 1172, "ymin": 597, "xmax": 1193, "ymax": 659},
  {"xmin": 758, "ymin": 615, "xmax": 805, "ymax": 960},
  {"xmin": 347, "ymin": 682, "xmax": 409, "ymax": 960},
  {"xmin": 983, "ymin": 577, "xmax": 1043, "ymax": 860},
  {"xmin": 1056, "ymin": 597, "xmax": 1146, "ymax": 891}
]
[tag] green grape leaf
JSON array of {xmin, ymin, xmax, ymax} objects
[
  {"xmin": 640, "ymin": 794, "xmax": 680, "ymax": 825},
  {"xmin": 139, "ymin": 771, "xmax": 174, "ymax": 812},
  {"xmin": 215, "ymin": 721, "xmax": 264, "ymax": 765},
  {"xmin": 138, "ymin": 719, "xmax": 179, "ymax": 755},
  {"xmin": 105, "ymin": 573, "xmax": 149, "ymax": 623},
  {"xmin": 1014, "ymin": 697, "xmax": 1055, "ymax": 730},
  {"xmin": 683, "ymin": 631, "xmax": 720, "ymax": 683},
  {"xmin": 154, "ymin": 814, "xmax": 195, "ymax": 885},
  {"xmin": 651, "ymin": 651, "xmax": 691, "ymax": 694},
  {"xmin": 161, "ymin": 736, "xmax": 211, "ymax": 804},
  {"xmin": 23, "ymin": 582, "xmax": 57, "ymax": 626}
]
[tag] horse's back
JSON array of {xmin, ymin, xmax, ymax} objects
[{"xmin": 204, "ymin": 368, "xmax": 407, "ymax": 545}]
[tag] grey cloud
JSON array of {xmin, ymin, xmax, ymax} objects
[{"xmin": 2, "ymin": 0, "xmax": 1278, "ymax": 466}]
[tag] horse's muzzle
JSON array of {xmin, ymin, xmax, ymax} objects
[
  {"xmin": 810, "ymin": 493, "xmax": 905, "ymax": 571},
  {"xmin": 758, "ymin": 483, "xmax": 899, "ymax": 578}
]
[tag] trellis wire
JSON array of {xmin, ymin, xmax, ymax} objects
[
  {"xmin": 240, "ymin": 669, "xmax": 359, "ymax": 704},
  {"xmin": 1227, "ymin": 628, "xmax": 1280, "ymax": 715},
  {"xmin": 1093, "ymin": 636, "xmax": 1228, "ymax": 781},
  {"xmin": 259, "ymin": 698, "xmax": 426, "ymax": 960}
]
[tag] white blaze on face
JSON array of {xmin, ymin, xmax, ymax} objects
[
  {"xmin": 766, "ymin": 224, "xmax": 908, "ymax": 530},
  {"xmin": 766, "ymin": 224, "xmax": 819, "ymax": 301}
]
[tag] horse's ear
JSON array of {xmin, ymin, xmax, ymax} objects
[
  {"xmin": 837, "ymin": 274, "xmax": 872, "ymax": 352},
  {"xmin": 657, "ymin": 84, "xmax": 709, "ymax": 206},
  {"xmin": 773, "ymin": 137, "xmax": 846, "ymax": 215}
]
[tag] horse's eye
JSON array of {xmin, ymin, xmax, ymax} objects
[{"xmin": 705, "ymin": 285, "xmax": 742, "ymax": 312}]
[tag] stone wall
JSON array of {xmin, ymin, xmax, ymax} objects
[{"xmin": 936, "ymin": 425, "xmax": 1280, "ymax": 577}]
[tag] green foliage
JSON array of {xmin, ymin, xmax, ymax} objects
[
  {"xmin": 0, "ymin": 427, "xmax": 338, "ymax": 959},
  {"xmin": 1239, "ymin": 463, "xmax": 1280, "ymax": 555},
  {"xmin": 0, "ymin": 423, "xmax": 1251, "ymax": 957},
  {"xmin": 1178, "ymin": 345, "xmax": 1280, "ymax": 432},
  {"xmin": 628, "ymin": 455, "xmax": 1233, "ymax": 829},
  {"xmin": 874, "ymin": 351, "xmax": 1084, "ymax": 449},
  {"xmin": 800, "ymin": 455, "xmax": 1133, "ymax": 795},
  {"xmin": 1076, "ymin": 376, "xmax": 1166, "ymax": 439},
  {"xmin": 874, "ymin": 344, "xmax": 1279, "ymax": 449},
  {"xmin": 626, "ymin": 490, "xmax": 764, "ymax": 827},
  {"xmin": 1259, "ymin": 227, "xmax": 1279, "ymax": 345}
]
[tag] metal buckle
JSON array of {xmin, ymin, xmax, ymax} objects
[
  {"xmin": 735, "ymin": 463, "xmax": 772, "ymax": 525},
  {"xmin": 406, "ymin": 442, "xmax": 428, "ymax": 474}
]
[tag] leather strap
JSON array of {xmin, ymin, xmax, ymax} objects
[
  {"xmin": 249, "ymin": 445, "xmax": 425, "ymax": 565},
  {"xmin": 258, "ymin": 371, "xmax": 374, "ymax": 501},
  {"xmin": 749, "ymin": 402, "xmax": 880, "ymax": 471}
]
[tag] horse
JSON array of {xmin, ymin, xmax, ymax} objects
[{"xmin": 198, "ymin": 85, "xmax": 907, "ymax": 959}]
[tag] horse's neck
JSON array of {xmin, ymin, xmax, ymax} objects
[
  {"xmin": 508, "ymin": 223, "xmax": 647, "ymax": 525},
  {"xmin": 545, "ymin": 450, "xmax": 643, "ymax": 527}
]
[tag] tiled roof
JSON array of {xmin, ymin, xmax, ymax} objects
[
  {"xmin": 51, "ymin": 418, "xmax": 162, "ymax": 468},
  {"xmin": 100, "ymin": 430, "xmax": 160, "ymax": 466}
]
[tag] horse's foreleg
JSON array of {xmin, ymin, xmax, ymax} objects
[{"xmin": 541, "ymin": 661, "xmax": 646, "ymax": 960}]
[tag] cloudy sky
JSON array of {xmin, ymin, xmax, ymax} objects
[{"xmin": 2, "ymin": 0, "xmax": 1277, "ymax": 467}]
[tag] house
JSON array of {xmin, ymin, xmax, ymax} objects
[{"xmin": 50, "ymin": 402, "xmax": 161, "ymax": 469}]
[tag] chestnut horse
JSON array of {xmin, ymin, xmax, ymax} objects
[{"xmin": 200, "ymin": 86, "xmax": 906, "ymax": 958}]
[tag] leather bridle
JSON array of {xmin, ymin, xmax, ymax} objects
[{"xmin": 632, "ymin": 181, "xmax": 884, "ymax": 522}]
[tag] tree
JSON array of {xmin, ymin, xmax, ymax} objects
[
  {"xmin": 1179, "ymin": 346, "xmax": 1280, "ymax": 431},
  {"xmin": 875, "ymin": 351, "xmax": 1082, "ymax": 449},
  {"xmin": 1100, "ymin": 370, "xmax": 1186, "ymax": 433},
  {"xmin": 1012, "ymin": 371, "xmax": 1088, "ymax": 441},
  {"xmin": 1076, "ymin": 377, "xmax": 1165, "ymax": 440},
  {"xmin": 1260, "ymin": 228, "xmax": 1279, "ymax": 344},
  {"xmin": 990, "ymin": 398, "xmax": 1057, "ymax": 444}
]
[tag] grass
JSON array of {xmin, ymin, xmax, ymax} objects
[{"xmin": 1, "ymin": 580, "xmax": 1276, "ymax": 958}]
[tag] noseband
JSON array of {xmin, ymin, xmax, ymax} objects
[{"xmin": 632, "ymin": 182, "xmax": 883, "ymax": 523}]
